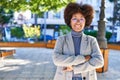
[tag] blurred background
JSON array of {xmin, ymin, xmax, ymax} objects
[
  {"xmin": 0, "ymin": 0, "xmax": 119, "ymax": 44},
  {"xmin": 0, "ymin": 0, "xmax": 120, "ymax": 80}
]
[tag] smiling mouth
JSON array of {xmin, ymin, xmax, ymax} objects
[{"xmin": 75, "ymin": 25, "xmax": 81, "ymax": 28}]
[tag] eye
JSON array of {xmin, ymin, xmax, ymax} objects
[
  {"xmin": 80, "ymin": 18, "xmax": 84, "ymax": 21},
  {"xmin": 80, "ymin": 18, "xmax": 85, "ymax": 22},
  {"xmin": 72, "ymin": 18, "xmax": 77, "ymax": 22}
]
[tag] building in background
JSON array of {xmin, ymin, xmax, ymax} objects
[
  {"xmin": 77, "ymin": 0, "xmax": 114, "ymax": 26},
  {"xmin": 13, "ymin": 0, "xmax": 114, "ymax": 26},
  {"xmin": 12, "ymin": 0, "xmax": 117, "ymax": 42}
]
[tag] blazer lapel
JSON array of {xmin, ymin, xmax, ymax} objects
[
  {"xmin": 66, "ymin": 32, "xmax": 75, "ymax": 55},
  {"xmin": 66, "ymin": 32, "xmax": 88, "ymax": 55},
  {"xmin": 80, "ymin": 33, "xmax": 88, "ymax": 55}
]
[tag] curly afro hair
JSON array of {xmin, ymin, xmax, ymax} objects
[{"xmin": 64, "ymin": 2, "xmax": 94, "ymax": 28}]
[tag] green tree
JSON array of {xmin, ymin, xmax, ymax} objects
[
  {"xmin": 0, "ymin": 0, "xmax": 75, "ymax": 25},
  {"xmin": 108, "ymin": 0, "xmax": 120, "ymax": 26},
  {"xmin": 0, "ymin": 0, "xmax": 75, "ymax": 15},
  {"xmin": 0, "ymin": 7, "xmax": 13, "ymax": 26},
  {"xmin": 0, "ymin": 0, "xmax": 75, "ymax": 41}
]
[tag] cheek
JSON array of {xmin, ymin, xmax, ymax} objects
[
  {"xmin": 70, "ymin": 22, "xmax": 74, "ymax": 27},
  {"xmin": 82, "ymin": 23, "xmax": 85, "ymax": 28}
]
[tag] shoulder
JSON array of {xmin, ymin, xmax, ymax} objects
[
  {"xmin": 57, "ymin": 35, "xmax": 66, "ymax": 40},
  {"xmin": 87, "ymin": 35, "xmax": 96, "ymax": 40},
  {"xmin": 83, "ymin": 34, "xmax": 99, "ymax": 46},
  {"xmin": 56, "ymin": 35, "xmax": 66, "ymax": 42},
  {"xmin": 57, "ymin": 32, "xmax": 70, "ymax": 40},
  {"xmin": 84, "ymin": 34, "xmax": 97, "ymax": 42}
]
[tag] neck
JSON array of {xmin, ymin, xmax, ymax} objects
[{"xmin": 71, "ymin": 30, "xmax": 82, "ymax": 37}]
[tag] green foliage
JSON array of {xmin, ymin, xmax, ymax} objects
[
  {"xmin": 84, "ymin": 30, "xmax": 112, "ymax": 41},
  {"xmin": 58, "ymin": 26, "xmax": 112, "ymax": 41},
  {"xmin": 59, "ymin": 25, "xmax": 71, "ymax": 35},
  {"xmin": 84, "ymin": 30, "xmax": 97, "ymax": 37},
  {"xmin": 108, "ymin": 0, "xmax": 114, "ymax": 2},
  {"xmin": 0, "ymin": 7, "xmax": 13, "ymax": 25},
  {"xmin": 23, "ymin": 24, "xmax": 41, "ymax": 38},
  {"xmin": 11, "ymin": 27, "xmax": 24, "ymax": 38},
  {"xmin": 108, "ymin": 0, "xmax": 119, "ymax": 26},
  {"xmin": 0, "ymin": 0, "xmax": 75, "ymax": 16},
  {"xmin": 106, "ymin": 31, "xmax": 112, "ymax": 41}
]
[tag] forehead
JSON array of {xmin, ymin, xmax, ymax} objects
[{"xmin": 72, "ymin": 13, "xmax": 84, "ymax": 18}]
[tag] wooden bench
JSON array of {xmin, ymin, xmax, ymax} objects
[
  {"xmin": 0, "ymin": 49, "xmax": 15, "ymax": 67},
  {"xmin": 46, "ymin": 40, "xmax": 56, "ymax": 48},
  {"xmin": 0, "ymin": 50, "xmax": 16, "ymax": 57},
  {"xmin": 96, "ymin": 49, "xmax": 109, "ymax": 73},
  {"xmin": 0, "ymin": 49, "xmax": 16, "ymax": 57}
]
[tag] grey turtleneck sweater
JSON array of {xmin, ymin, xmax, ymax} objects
[
  {"xmin": 71, "ymin": 30, "xmax": 82, "ymax": 78},
  {"xmin": 71, "ymin": 30, "xmax": 82, "ymax": 56}
]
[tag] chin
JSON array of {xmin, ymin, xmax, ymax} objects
[{"xmin": 75, "ymin": 30, "xmax": 81, "ymax": 32}]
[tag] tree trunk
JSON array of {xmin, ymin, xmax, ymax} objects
[
  {"xmin": 113, "ymin": 0, "xmax": 117, "ymax": 26},
  {"xmin": 111, "ymin": 0, "xmax": 117, "ymax": 40}
]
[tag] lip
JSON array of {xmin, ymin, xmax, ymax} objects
[{"xmin": 75, "ymin": 25, "xmax": 81, "ymax": 28}]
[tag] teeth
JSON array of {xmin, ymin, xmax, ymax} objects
[{"xmin": 75, "ymin": 25, "xmax": 80, "ymax": 28}]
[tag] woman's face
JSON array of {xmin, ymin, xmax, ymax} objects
[{"xmin": 70, "ymin": 13, "xmax": 86, "ymax": 32}]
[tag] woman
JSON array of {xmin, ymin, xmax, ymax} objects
[{"xmin": 53, "ymin": 2, "xmax": 104, "ymax": 80}]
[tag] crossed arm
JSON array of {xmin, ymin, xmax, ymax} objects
[{"xmin": 53, "ymin": 37, "xmax": 104, "ymax": 74}]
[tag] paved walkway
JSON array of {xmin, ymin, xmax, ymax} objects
[{"xmin": 0, "ymin": 48, "xmax": 120, "ymax": 80}]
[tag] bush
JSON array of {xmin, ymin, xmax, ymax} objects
[
  {"xmin": 11, "ymin": 27, "xmax": 24, "ymax": 38},
  {"xmin": 84, "ymin": 30, "xmax": 97, "ymax": 37},
  {"xmin": 84, "ymin": 30, "xmax": 112, "ymax": 41},
  {"xmin": 59, "ymin": 25, "xmax": 71, "ymax": 35},
  {"xmin": 58, "ymin": 25, "xmax": 112, "ymax": 41}
]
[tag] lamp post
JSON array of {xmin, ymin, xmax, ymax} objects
[
  {"xmin": 96, "ymin": 0, "xmax": 109, "ymax": 73},
  {"xmin": 43, "ymin": 12, "xmax": 47, "ymax": 42},
  {"xmin": 97, "ymin": 0, "xmax": 107, "ymax": 49}
]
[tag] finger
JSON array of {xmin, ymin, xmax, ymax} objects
[{"xmin": 63, "ymin": 67, "xmax": 67, "ymax": 70}]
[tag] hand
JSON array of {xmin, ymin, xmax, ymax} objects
[
  {"xmin": 63, "ymin": 66, "xmax": 73, "ymax": 72},
  {"xmin": 85, "ymin": 55, "xmax": 91, "ymax": 61}
]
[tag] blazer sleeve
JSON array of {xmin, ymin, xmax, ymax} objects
[
  {"xmin": 73, "ymin": 38, "xmax": 104, "ymax": 74},
  {"xmin": 52, "ymin": 36, "xmax": 86, "ymax": 67}
]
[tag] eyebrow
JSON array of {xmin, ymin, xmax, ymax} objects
[{"xmin": 72, "ymin": 15, "xmax": 84, "ymax": 18}]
